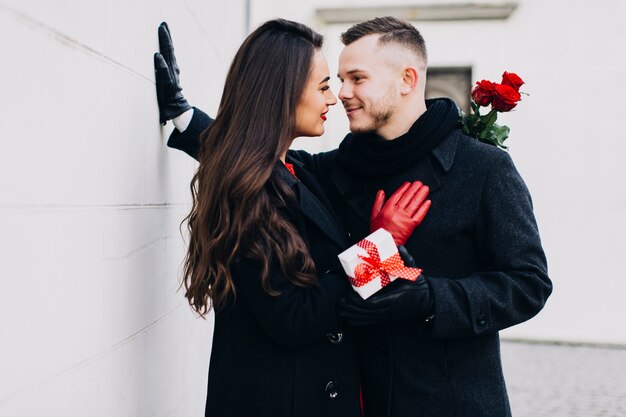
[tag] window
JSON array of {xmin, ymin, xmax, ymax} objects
[{"xmin": 425, "ymin": 67, "xmax": 472, "ymax": 114}]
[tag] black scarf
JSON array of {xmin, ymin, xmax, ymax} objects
[{"xmin": 335, "ymin": 98, "xmax": 460, "ymax": 178}]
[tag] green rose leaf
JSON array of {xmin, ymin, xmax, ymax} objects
[{"xmin": 491, "ymin": 124, "xmax": 510, "ymax": 149}]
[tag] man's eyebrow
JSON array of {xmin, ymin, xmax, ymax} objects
[
  {"xmin": 337, "ymin": 69, "xmax": 366, "ymax": 78},
  {"xmin": 319, "ymin": 76, "xmax": 330, "ymax": 84}
]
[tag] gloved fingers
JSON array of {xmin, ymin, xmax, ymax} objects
[
  {"xmin": 338, "ymin": 303, "xmax": 389, "ymax": 326},
  {"xmin": 411, "ymin": 199, "xmax": 431, "ymax": 225},
  {"xmin": 154, "ymin": 53, "xmax": 174, "ymax": 89},
  {"xmin": 338, "ymin": 302, "xmax": 370, "ymax": 316},
  {"xmin": 389, "ymin": 278, "xmax": 429, "ymax": 296},
  {"xmin": 338, "ymin": 299, "xmax": 368, "ymax": 318},
  {"xmin": 342, "ymin": 292, "xmax": 372, "ymax": 309},
  {"xmin": 158, "ymin": 22, "xmax": 182, "ymax": 76},
  {"xmin": 386, "ymin": 182, "xmax": 411, "ymax": 207},
  {"xmin": 397, "ymin": 245, "xmax": 417, "ymax": 268},
  {"xmin": 405, "ymin": 184, "xmax": 430, "ymax": 216},
  {"xmin": 158, "ymin": 22, "xmax": 175, "ymax": 56},
  {"xmin": 396, "ymin": 181, "xmax": 423, "ymax": 210},
  {"xmin": 340, "ymin": 292, "xmax": 392, "ymax": 311},
  {"xmin": 370, "ymin": 190, "xmax": 386, "ymax": 225},
  {"xmin": 353, "ymin": 297, "xmax": 395, "ymax": 312}
]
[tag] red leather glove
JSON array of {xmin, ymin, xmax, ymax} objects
[{"xmin": 370, "ymin": 181, "xmax": 431, "ymax": 246}]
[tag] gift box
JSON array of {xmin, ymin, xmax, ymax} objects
[{"xmin": 338, "ymin": 228, "xmax": 421, "ymax": 299}]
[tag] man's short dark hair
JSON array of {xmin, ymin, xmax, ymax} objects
[{"xmin": 340, "ymin": 16, "xmax": 427, "ymax": 65}]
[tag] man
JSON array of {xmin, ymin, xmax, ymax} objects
[{"xmin": 156, "ymin": 17, "xmax": 552, "ymax": 417}]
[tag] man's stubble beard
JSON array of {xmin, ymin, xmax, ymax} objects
[{"xmin": 349, "ymin": 88, "xmax": 398, "ymax": 135}]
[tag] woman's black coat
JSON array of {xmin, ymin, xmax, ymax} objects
[{"xmin": 169, "ymin": 119, "xmax": 361, "ymax": 417}]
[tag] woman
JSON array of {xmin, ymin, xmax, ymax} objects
[
  {"xmin": 177, "ymin": 19, "xmax": 361, "ymax": 417},
  {"xmin": 156, "ymin": 18, "xmax": 433, "ymax": 416}
]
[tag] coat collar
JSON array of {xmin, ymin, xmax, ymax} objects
[
  {"xmin": 431, "ymin": 127, "xmax": 460, "ymax": 172},
  {"xmin": 279, "ymin": 160, "xmax": 349, "ymax": 249},
  {"xmin": 329, "ymin": 129, "xmax": 461, "ymax": 225}
]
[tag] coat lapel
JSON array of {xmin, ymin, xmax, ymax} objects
[
  {"xmin": 296, "ymin": 183, "xmax": 349, "ymax": 249},
  {"xmin": 328, "ymin": 167, "xmax": 373, "ymax": 225},
  {"xmin": 281, "ymin": 160, "xmax": 349, "ymax": 249}
]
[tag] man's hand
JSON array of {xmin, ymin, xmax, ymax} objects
[
  {"xmin": 154, "ymin": 22, "xmax": 192, "ymax": 125},
  {"xmin": 338, "ymin": 273, "xmax": 433, "ymax": 326},
  {"xmin": 370, "ymin": 181, "xmax": 431, "ymax": 246}
]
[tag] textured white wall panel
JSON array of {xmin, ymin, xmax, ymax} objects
[{"xmin": 0, "ymin": 1, "xmax": 244, "ymax": 415}]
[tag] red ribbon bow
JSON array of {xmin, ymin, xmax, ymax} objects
[{"xmin": 350, "ymin": 239, "xmax": 422, "ymax": 288}]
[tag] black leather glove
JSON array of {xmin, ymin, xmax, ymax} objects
[
  {"xmin": 398, "ymin": 245, "xmax": 417, "ymax": 268},
  {"xmin": 154, "ymin": 22, "xmax": 192, "ymax": 124},
  {"xmin": 338, "ymin": 246, "xmax": 433, "ymax": 326}
]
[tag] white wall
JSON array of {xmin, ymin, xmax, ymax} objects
[
  {"xmin": 0, "ymin": 1, "xmax": 246, "ymax": 416},
  {"xmin": 251, "ymin": 0, "xmax": 626, "ymax": 345}
]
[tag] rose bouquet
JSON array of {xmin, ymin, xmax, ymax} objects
[{"xmin": 460, "ymin": 71, "xmax": 525, "ymax": 150}]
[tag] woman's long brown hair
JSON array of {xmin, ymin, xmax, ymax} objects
[{"xmin": 183, "ymin": 19, "xmax": 323, "ymax": 316}]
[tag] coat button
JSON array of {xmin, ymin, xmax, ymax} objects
[
  {"xmin": 326, "ymin": 332, "xmax": 343, "ymax": 344},
  {"xmin": 477, "ymin": 313, "xmax": 487, "ymax": 326},
  {"xmin": 325, "ymin": 381, "xmax": 339, "ymax": 399}
]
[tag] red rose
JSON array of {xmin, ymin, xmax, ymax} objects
[
  {"xmin": 492, "ymin": 84, "xmax": 521, "ymax": 112},
  {"xmin": 501, "ymin": 71, "xmax": 524, "ymax": 91},
  {"xmin": 471, "ymin": 80, "xmax": 496, "ymax": 107}
]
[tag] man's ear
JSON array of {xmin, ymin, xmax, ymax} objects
[{"xmin": 400, "ymin": 67, "xmax": 419, "ymax": 95}]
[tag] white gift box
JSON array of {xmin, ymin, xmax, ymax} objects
[{"xmin": 338, "ymin": 228, "xmax": 401, "ymax": 299}]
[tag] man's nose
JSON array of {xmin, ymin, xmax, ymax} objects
[{"xmin": 338, "ymin": 83, "xmax": 352, "ymax": 101}]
